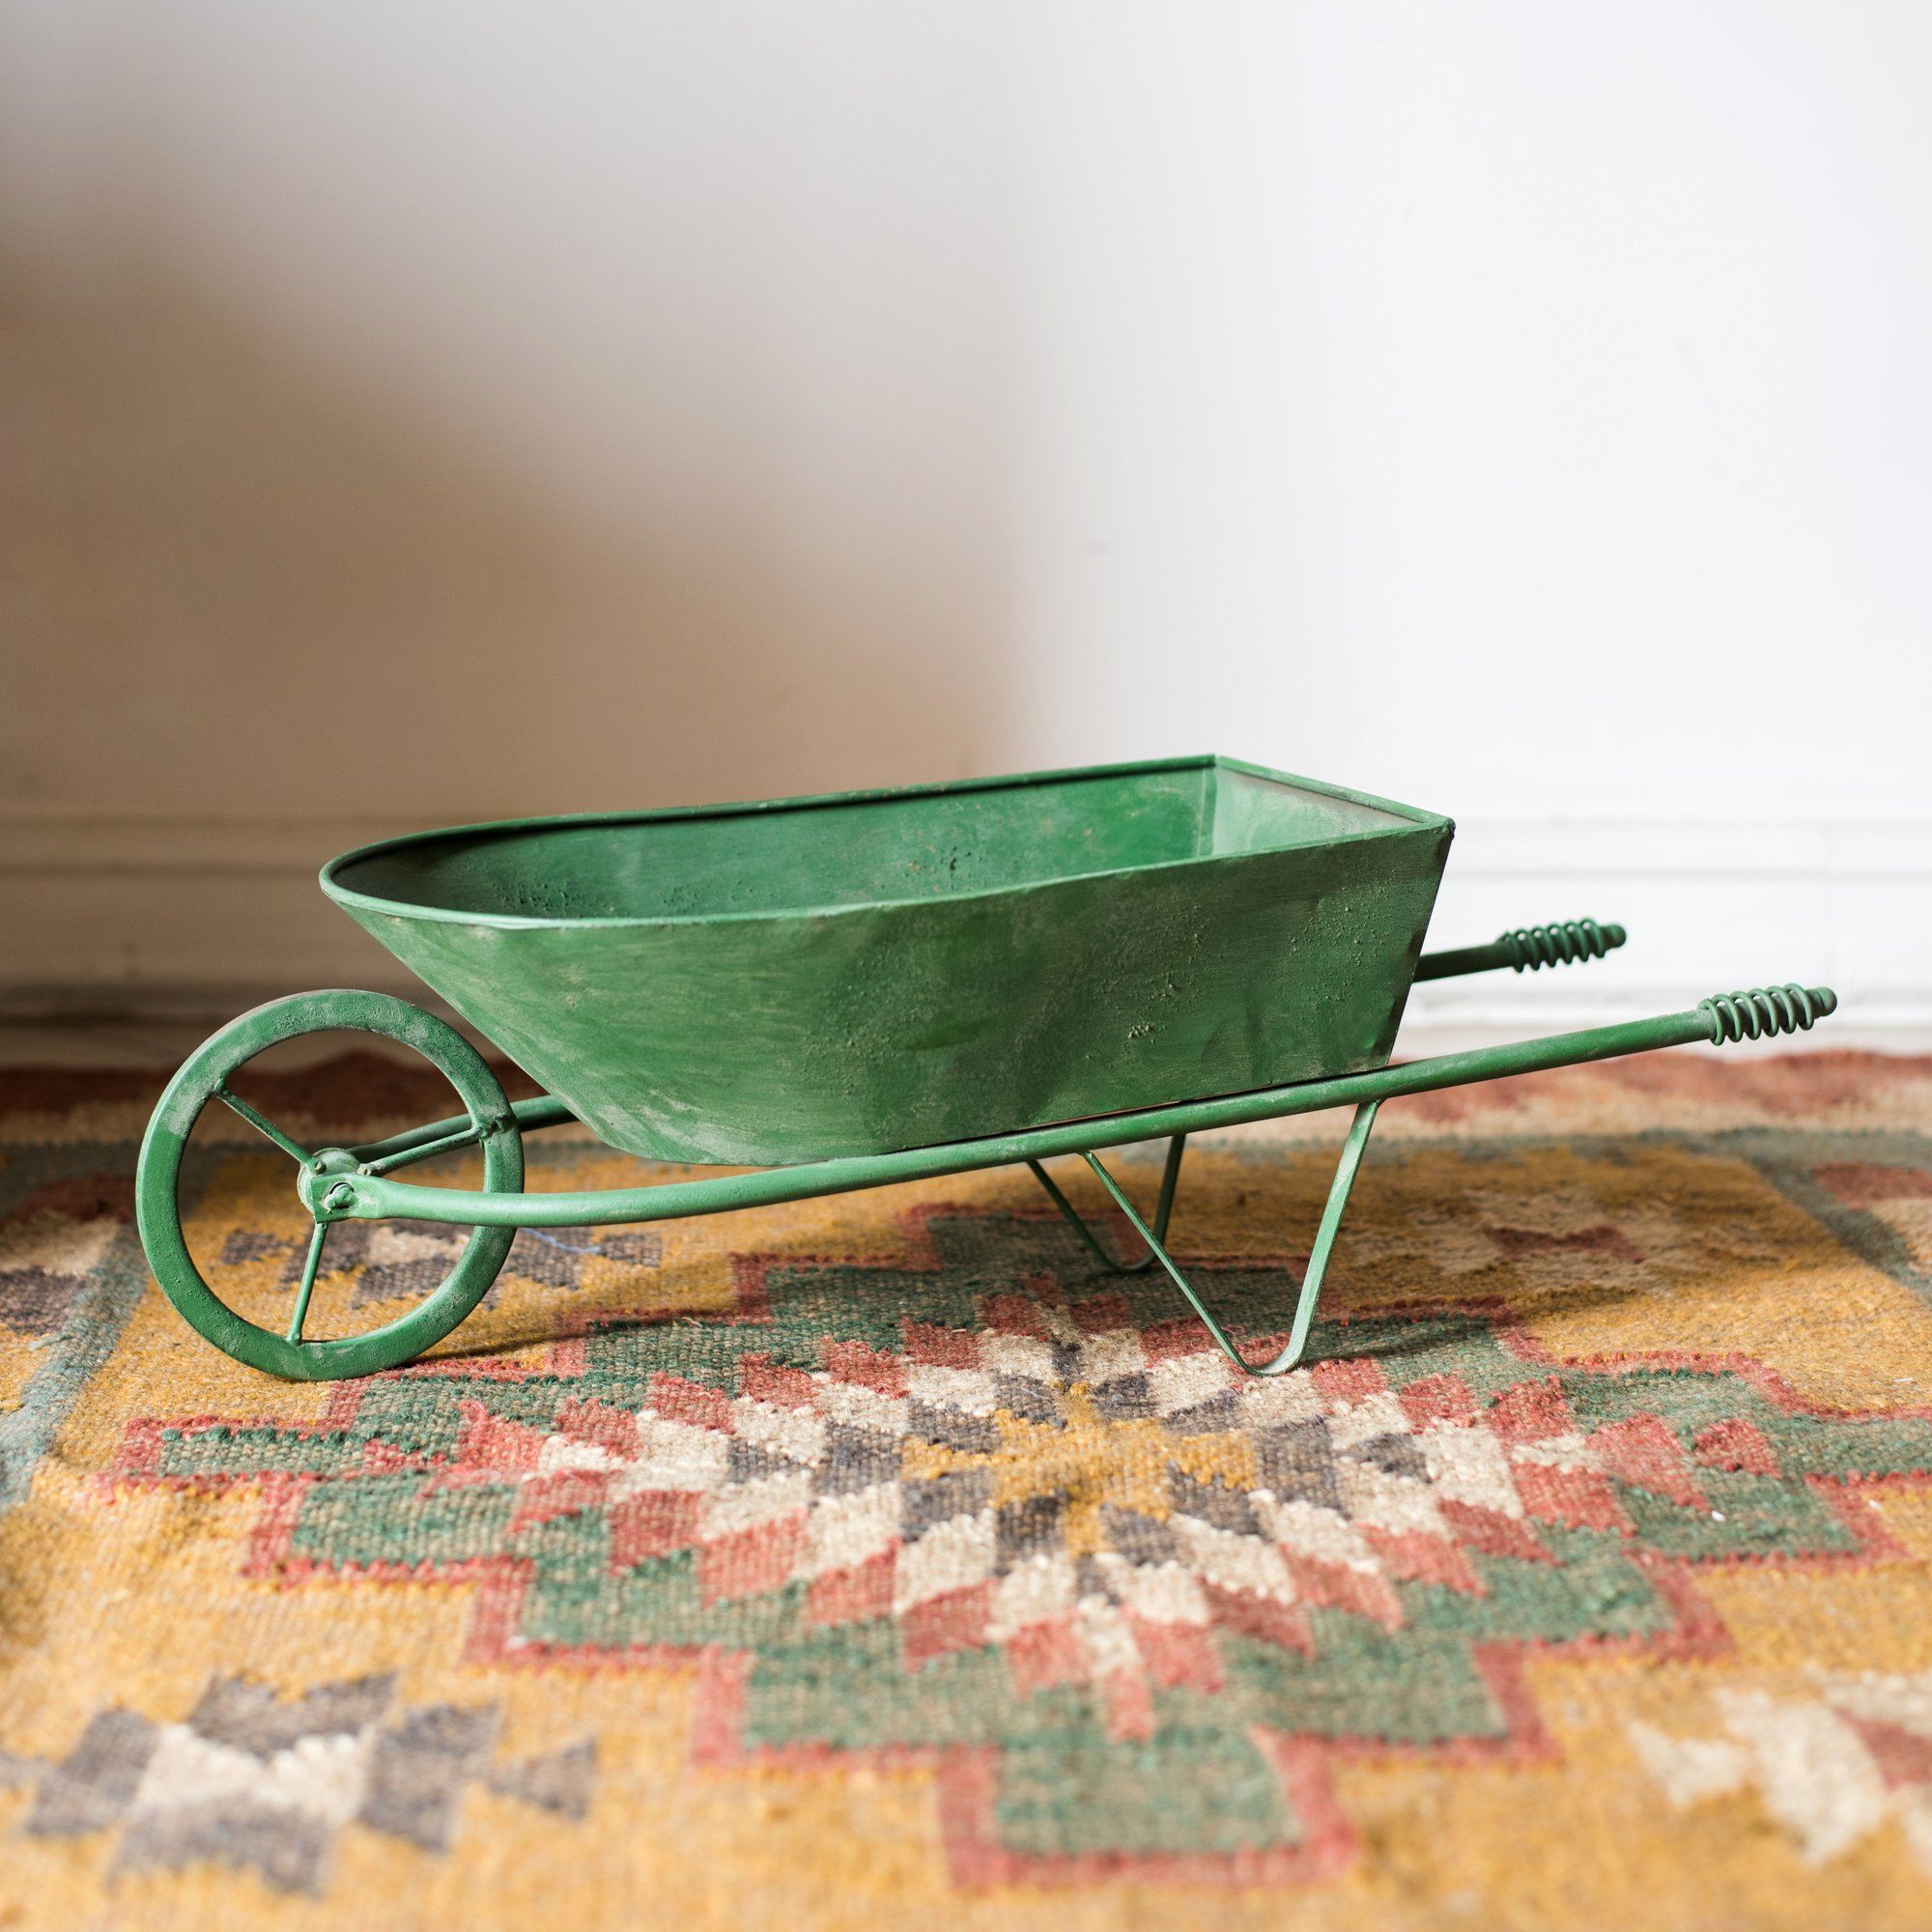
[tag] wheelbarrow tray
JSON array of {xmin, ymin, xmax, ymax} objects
[{"xmin": 321, "ymin": 755, "xmax": 1453, "ymax": 1165}]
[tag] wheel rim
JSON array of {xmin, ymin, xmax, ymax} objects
[{"xmin": 136, "ymin": 991, "xmax": 523, "ymax": 1379}]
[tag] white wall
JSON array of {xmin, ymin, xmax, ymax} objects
[
  {"xmin": 1002, "ymin": 4, "xmax": 1932, "ymax": 1035},
  {"xmin": 3, "ymin": 3, "xmax": 1927, "ymax": 1035}
]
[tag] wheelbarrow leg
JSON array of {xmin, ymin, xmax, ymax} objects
[
  {"xmin": 1027, "ymin": 1133, "xmax": 1187, "ymax": 1272},
  {"xmin": 1079, "ymin": 1102, "xmax": 1381, "ymax": 1378}
]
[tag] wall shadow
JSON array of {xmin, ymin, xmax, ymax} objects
[{"xmin": 0, "ymin": 261, "xmax": 1019, "ymax": 830}]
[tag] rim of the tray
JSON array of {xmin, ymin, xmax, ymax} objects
[{"xmin": 319, "ymin": 753, "xmax": 1455, "ymax": 932}]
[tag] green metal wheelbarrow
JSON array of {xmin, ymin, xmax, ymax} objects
[{"xmin": 135, "ymin": 755, "xmax": 1836, "ymax": 1380}]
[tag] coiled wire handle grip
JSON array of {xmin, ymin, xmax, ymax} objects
[
  {"xmin": 1699, "ymin": 983, "xmax": 1837, "ymax": 1042},
  {"xmin": 1500, "ymin": 917, "xmax": 1625, "ymax": 971},
  {"xmin": 1415, "ymin": 918, "xmax": 1627, "ymax": 981}
]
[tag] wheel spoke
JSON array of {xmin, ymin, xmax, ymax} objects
[
  {"xmin": 213, "ymin": 1082, "xmax": 311, "ymax": 1164},
  {"xmin": 361, "ymin": 1120, "xmax": 485, "ymax": 1177},
  {"xmin": 286, "ymin": 1221, "xmax": 329, "ymax": 1344}
]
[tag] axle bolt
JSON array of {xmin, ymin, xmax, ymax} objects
[{"xmin": 324, "ymin": 1181, "xmax": 355, "ymax": 1211}]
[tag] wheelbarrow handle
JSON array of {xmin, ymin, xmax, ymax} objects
[
  {"xmin": 334, "ymin": 983, "xmax": 1836, "ymax": 1234},
  {"xmin": 1416, "ymin": 916, "xmax": 1627, "ymax": 981}
]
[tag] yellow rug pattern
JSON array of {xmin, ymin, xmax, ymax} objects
[{"xmin": 3, "ymin": 1050, "xmax": 1931, "ymax": 1930}]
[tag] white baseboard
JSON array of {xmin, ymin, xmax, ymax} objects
[
  {"xmin": 1, "ymin": 811, "xmax": 454, "ymax": 1008},
  {"xmin": 1400, "ymin": 812, "xmax": 1932, "ymax": 1046},
  {"xmin": 5, "ymin": 809, "xmax": 1929, "ymax": 1045}
]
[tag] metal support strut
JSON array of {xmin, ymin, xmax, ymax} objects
[
  {"xmin": 1027, "ymin": 1134, "xmax": 1188, "ymax": 1272},
  {"xmin": 1073, "ymin": 1103, "xmax": 1380, "ymax": 1378}
]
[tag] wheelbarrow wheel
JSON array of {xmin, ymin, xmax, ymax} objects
[{"xmin": 135, "ymin": 990, "xmax": 523, "ymax": 1380}]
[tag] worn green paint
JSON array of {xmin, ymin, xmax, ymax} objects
[{"xmin": 321, "ymin": 756, "xmax": 1455, "ymax": 1165}]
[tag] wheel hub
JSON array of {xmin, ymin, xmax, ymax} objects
[{"xmin": 298, "ymin": 1147, "xmax": 362, "ymax": 1219}]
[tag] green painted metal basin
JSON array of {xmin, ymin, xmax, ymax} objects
[{"xmin": 321, "ymin": 756, "xmax": 1453, "ymax": 1165}]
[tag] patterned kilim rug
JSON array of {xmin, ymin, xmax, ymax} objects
[{"xmin": 3, "ymin": 1050, "xmax": 1932, "ymax": 1930}]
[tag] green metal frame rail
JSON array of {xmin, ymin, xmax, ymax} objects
[{"xmin": 313, "ymin": 984, "xmax": 1834, "ymax": 1376}]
